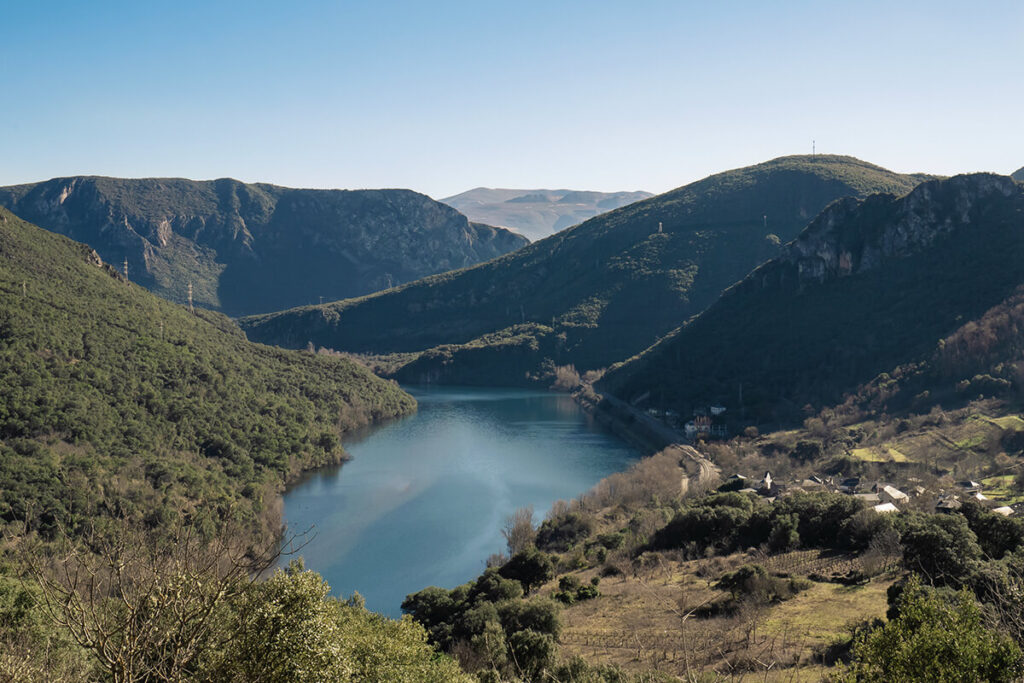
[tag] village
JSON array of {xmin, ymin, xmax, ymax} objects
[
  {"xmin": 718, "ymin": 470, "xmax": 1018, "ymax": 517},
  {"xmin": 642, "ymin": 402, "xmax": 1022, "ymax": 519}
]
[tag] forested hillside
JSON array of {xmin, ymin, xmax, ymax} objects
[
  {"xmin": 0, "ymin": 177, "xmax": 527, "ymax": 315},
  {"xmin": 602, "ymin": 173, "xmax": 1024, "ymax": 424},
  {"xmin": 242, "ymin": 156, "xmax": 929, "ymax": 384},
  {"xmin": 0, "ymin": 207, "xmax": 415, "ymax": 540}
]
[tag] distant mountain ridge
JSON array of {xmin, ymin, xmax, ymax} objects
[
  {"xmin": 601, "ymin": 173, "xmax": 1024, "ymax": 423},
  {"xmin": 242, "ymin": 155, "xmax": 931, "ymax": 384},
  {"xmin": 1013, "ymin": 166, "xmax": 1024, "ymax": 182},
  {"xmin": 441, "ymin": 187, "xmax": 652, "ymax": 241},
  {"xmin": 0, "ymin": 177, "xmax": 528, "ymax": 315}
]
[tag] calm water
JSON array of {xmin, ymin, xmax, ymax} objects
[{"xmin": 281, "ymin": 385, "xmax": 642, "ymax": 616}]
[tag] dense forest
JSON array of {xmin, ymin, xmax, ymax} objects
[{"xmin": 0, "ymin": 206, "xmax": 415, "ymax": 541}]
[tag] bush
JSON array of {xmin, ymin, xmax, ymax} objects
[
  {"xmin": 535, "ymin": 513, "xmax": 594, "ymax": 552},
  {"xmin": 839, "ymin": 577, "xmax": 1023, "ymax": 682},
  {"xmin": 899, "ymin": 513, "xmax": 981, "ymax": 585}
]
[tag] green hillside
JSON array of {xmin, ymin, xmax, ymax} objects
[
  {"xmin": 601, "ymin": 173, "xmax": 1024, "ymax": 424},
  {"xmin": 242, "ymin": 156, "xmax": 929, "ymax": 383},
  {"xmin": 0, "ymin": 177, "xmax": 527, "ymax": 315},
  {"xmin": 0, "ymin": 207, "xmax": 415, "ymax": 539}
]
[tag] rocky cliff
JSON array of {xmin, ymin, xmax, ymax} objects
[
  {"xmin": 0, "ymin": 177, "xmax": 527, "ymax": 315},
  {"xmin": 746, "ymin": 174, "xmax": 1020, "ymax": 291}
]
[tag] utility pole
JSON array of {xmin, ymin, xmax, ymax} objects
[{"xmin": 187, "ymin": 281, "xmax": 194, "ymax": 314}]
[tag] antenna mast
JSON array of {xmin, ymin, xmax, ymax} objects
[
  {"xmin": 187, "ymin": 281, "xmax": 194, "ymax": 314},
  {"xmin": 123, "ymin": 258, "xmax": 129, "ymax": 281}
]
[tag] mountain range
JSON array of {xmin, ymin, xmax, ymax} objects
[
  {"xmin": 601, "ymin": 173, "xmax": 1024, "ymax": 423},
  {"xmin": 0, "ymin": 177, "xmax": 527, "ymax": 316},
  {"xmin": 441, "ymin": 188, "xmax": 652, "ymax": 241},
  {"xmin": 241, "ymin": 155, "xmax": 931, "ymax": 385}
]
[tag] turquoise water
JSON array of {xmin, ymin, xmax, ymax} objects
[{"xmin": 280, "ymin": 385, "xmax": 642, "ymax": 616}]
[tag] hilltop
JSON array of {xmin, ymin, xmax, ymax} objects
[
  {"xmin": 0, "ymin": 207, "xmax": 415, "ymax": 540},
  {"xmin": 242, "ymin": 155, "xmax": 930, "ymax": 384},
  {"xmin": 602, "ymin": 173, "xmax": 1024, "ymax": 425},
  {"xmin": 0, "ymin": 177, "xmax": 527, "ymax": 315},
  {"xmin": 441, "ymin": 187, "xmax": 652, "ymax": 241},
  {"xmin": 1013, "ymin": 166, "xmax": 1024, "ymax": 182}
]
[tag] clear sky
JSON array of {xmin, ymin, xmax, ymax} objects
[{"xmin": 2, "ymin": 1, "xmax": 1022, "ymax": 198}]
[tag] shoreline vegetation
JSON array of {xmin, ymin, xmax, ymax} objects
[{"xmin": 0, "ymin": 209, "xmax": 464, "ymax": 681}]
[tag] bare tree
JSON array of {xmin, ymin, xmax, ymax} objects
[
  {"xmin": 13, "ymin": 519, "xmax": 282, "ymax": 683},
  {"xmin": 502, "ymin": 506, "xmax": 535, "ymax": 556}
]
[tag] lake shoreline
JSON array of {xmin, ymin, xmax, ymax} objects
[
  {"xmin": 277, "ymin": 385, "xmax": 645, "ymax": 614},
  {"xmin": 571, "ymin": 382, "xmax": 675, "ymax": 454}
]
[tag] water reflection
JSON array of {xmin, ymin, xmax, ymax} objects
[{"xmin": 281, "ymin": 385, "xmax": 642, "ymax": 616}]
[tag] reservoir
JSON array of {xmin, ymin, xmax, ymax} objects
[{"xmin": 281, "ymin": 385, "xmax": 643, "ymax": 616}]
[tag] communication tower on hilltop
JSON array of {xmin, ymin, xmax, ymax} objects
[
  {"xmin": 187, "ymin": 282, "xmax": 194, "ymax": 314},
  {"xmin": 123, "ymin": 258, "xmax": 129, "ymax": 281}
]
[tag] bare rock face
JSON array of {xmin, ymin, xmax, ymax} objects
[
  {"xmin": 750, "ymin": 174, "xmax": 1021, "ymax": 291},
  {"xmin": 0, "ymin": 177, "xmax": 528, "ymax": 315}
]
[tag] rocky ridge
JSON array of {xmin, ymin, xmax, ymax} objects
[{"xmin": 0, "ymin": 177, "xmax": 527, "ymax": 315}]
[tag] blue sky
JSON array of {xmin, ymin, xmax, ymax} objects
[{"xmin": 2, "ymin": 1, "xmax": 1022, "ymax": 198}]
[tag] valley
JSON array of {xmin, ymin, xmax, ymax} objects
[
  {"xmin": 3, "ymin": 156, "xmax": 1024, "ymax": 682},
  {"xmin": 6, "ymin": 4, "xmax": 1023, "ymax": 680}
]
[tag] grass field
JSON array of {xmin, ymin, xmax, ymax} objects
[{"xmin": 553, "ymin": 549, "xmax": 892, "ymax": 680}]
